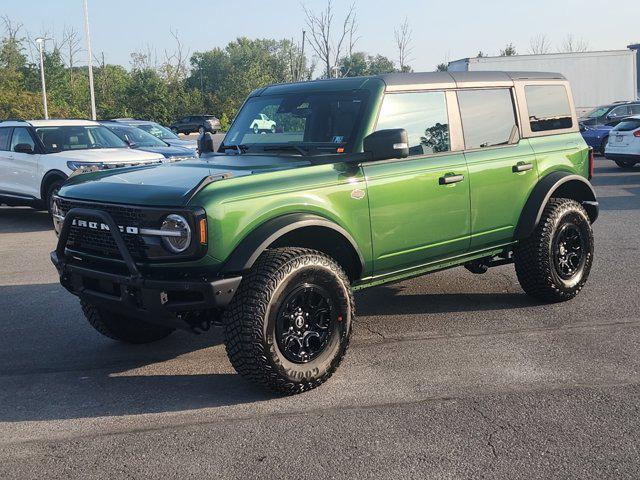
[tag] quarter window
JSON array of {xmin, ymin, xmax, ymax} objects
[
  {"xmin": 0, "ymin": 127, "xmax": 11, "ymax": 151},
  {"xmin": 376, "ymin": 91, "xmax": 450, "ymax": 155},
  {"xmin": 525, "ymin": 85, "xmax": 573, "ymax": 132},
  {"xmin": 458, "ymin": 89, "xmax": 519, "ymax": 149},
  {"xmin": 10, "ymin": 127, "xmax": 35, "ymax": 152}
]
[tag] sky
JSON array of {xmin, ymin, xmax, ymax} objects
[{"xmin": 2, "ymin": 0, "xmax": 639, "ymax": 73}]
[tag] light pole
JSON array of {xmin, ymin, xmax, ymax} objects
[
  {"xmin": 82, "ymin": 0, "xmax": 97, "ymax": 120},
  {"xmin": 35, "ymin": 37, "xmax": 48, "ymax": 119}
]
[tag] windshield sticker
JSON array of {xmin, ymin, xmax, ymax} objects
[{"xmin": 332, "ymin": 136, "xmax": 344, "ymax": 143}]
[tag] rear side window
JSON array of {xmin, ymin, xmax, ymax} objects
[
  {"xmin": 525, "ymin": 85, "xmax": 573, "ymax": 132},
  {"xmin": 10, "ymin": 127, "xmax": 35, "ymax": 151},
  {"xmin": 613, "ymin": 119, "xmax": 640, "ymax": 132},
  {"xmin": 0, "ymin": 128, "xmax": 11, "ymax": 151},
  {"xmin": 376, "ymin": 91, "xmax": 450, "ymax": 155},
  {"xmin": 457, "ymin": 88, "xmax": 519, "ymax": 149}
]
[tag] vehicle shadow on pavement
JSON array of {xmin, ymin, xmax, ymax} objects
[
  {"xmin": 0, "ymin": 285, "xmax": 276, "ymax": 423},
  {"xmin": 0, "ymin": 207, "xmax": 53, "ymax": 234},
  {"xmin": 356, "ymin": 285, "xmax": 539, "ymax": 316}
]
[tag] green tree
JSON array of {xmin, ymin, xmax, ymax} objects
[
  {"xmin": 500, "ymin": 43, "xmax": 517, "ymax": 56},
  {"xmin": 436, "ymin": 63, "xmax": 448, "ymax": 72}
]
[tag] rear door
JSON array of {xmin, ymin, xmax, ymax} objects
[
  {"xmin": 458, "ymin": 88, "xmax": 538, "ymax": 250},
  {"xmin": 363, "ymin": 90, "xmax": 471, "ymax": 274}
]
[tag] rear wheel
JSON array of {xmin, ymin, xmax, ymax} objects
[
  {"xmin": 615, "ymin": 159, "xmax": 636, "ymax": 169},
  {"xmin": 223, "ymin": 247, "xmax": 353, "ymax": 395},
  {"xmin": 252, "ymin": 124, "xmax": 259, "ymax": 134},
  {"xmin": 81, "ymin": 301, "xmax": 174, "ymax": 344},
  {"xmin": 514, "ymin": 198, "xmax": 594, "ymax": 302}
]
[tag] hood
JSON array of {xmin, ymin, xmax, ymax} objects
[
  {"xmin": 136, "ymin": 145, "xmax": 198, "ymax": 158},
  {"xmin": 58, "ymin": 153, "xmax": 311, "ymax": 206},
  {"xmin": 51, "ymin": 148, "xmax": 164, "ymax": 163}
]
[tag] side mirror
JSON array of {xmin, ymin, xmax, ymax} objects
[
  {"xmin": 363, "ymin": 129, "xmax": 409, "ymax": 161},
  {"xmin": 14, "ymin": 143, "xmax": 34, "ymax": 154},
  {"xmin": 579, "ymin": 124, "xmax": 586, "ymax": 132}
]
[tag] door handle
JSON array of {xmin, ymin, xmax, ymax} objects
[
  {"xmin": 512, "ymin": 162, "xmax": 533, "ymax": 173},
  {"xmin": 439, "ymin": 174, "xmax": 464, "ymax": 185}
]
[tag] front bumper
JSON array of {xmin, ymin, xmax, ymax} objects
[{"xmin": 51, "ymin": 207, "xmax": 241, "ymax": 331}]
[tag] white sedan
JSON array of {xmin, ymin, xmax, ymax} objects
[
  {"xmin": 605, "ymin": 115, "xmax": 640, "ymax": 168},
  {"xmin": 250, "ymin": 114, "xmax": 277, "ymax": 134}
]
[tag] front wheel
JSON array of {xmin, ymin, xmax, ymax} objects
[
  {"xmin": 514, "ymin": 198, "xmax": 594, "ymax": 302},
  {"xmin": 223, "ymin": 247, "xmax": 353, "ymax": 395},
  {"xmin": 615, "ymin": 159, "xmax": 636, "ymax": 169},
  {"xmin": 81, "ymin": 301, "xmax": 175, "ymax": 344},
  {"xmin": 45, "ymin": 179, "xmax": 64, "ymax": 215}
]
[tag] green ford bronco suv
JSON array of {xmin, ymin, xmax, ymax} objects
[{"xmin": 52, "ymin": 71, "xmax": 598, "ymax": 394}]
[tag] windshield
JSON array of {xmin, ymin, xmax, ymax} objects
[
  {"xmin": 137, "ymin": 123, "xmax": 180, "ymax": 140},
  {"xmin": 106, "ymin": 125, "xmax": 168, "ymax": 147},
  {"xmin": 35, "ymin": 126, "xmax": 127, "ymax": 153},
  {"xmin": 223, "ymin": 91, "xmax": 369, "ymax": 155},
  {"xmin": 585, "ymin": 107, "xmax": 610, "ymax": 118}
]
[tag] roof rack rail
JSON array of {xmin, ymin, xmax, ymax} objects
[{"xmin": 0, "ymin": 118, "xmax": 29, "ymax": 124}]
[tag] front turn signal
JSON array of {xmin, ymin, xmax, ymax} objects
[{"xmin": 199, "ymin": 218, "xmax": 207, "ymax": 245}]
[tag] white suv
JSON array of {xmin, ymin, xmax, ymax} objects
[
  {"xmin": 605, "ymin": 115, "xmax": 640, "ymax": 168},
  {"xmin": 0, "ymin": 119, "xmax": 165, "ymax": 213},
  {"xmin": 250, "ymin": 114, "xmax": 277, "ymax": 134}
]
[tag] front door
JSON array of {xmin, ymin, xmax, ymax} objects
[
  {"xmin": 456, "ymin": 88, "xmax": 538, "ymax": 249},
  {"xmin": 6, "ymin": 127, "xmax": 40, "ymax": 198},
  {"xmin": 363, "ymin": 91, "xmax": 471, "ymax": 275}
]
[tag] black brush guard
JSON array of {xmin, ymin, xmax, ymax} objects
[{"xmin": 51, "ymin": 207, "xmax": 241, "ymax": 331}]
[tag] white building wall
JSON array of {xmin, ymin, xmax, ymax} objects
[{"xmin": 451, "ymin": 50, "xmax": 637, "ymax": 110}]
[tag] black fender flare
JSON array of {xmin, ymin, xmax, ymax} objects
[
  {"xmin": 220, "ymin": 213, "xmax": 365, "ymax": 276},
  {"xmin": 40, "ymin": 169, "xmax": 68, "ymax": 201},
  {"xmin": 514, "ymin": 172, "xmax": 598, "ymax": 240}
]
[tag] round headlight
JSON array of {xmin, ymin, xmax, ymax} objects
[{"xmin": 160, "ymin": 214, "xmax": 191, "ymax": 253}]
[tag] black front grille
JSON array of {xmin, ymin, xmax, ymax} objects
[{"xmin": 57, "ymin": 198, "xmax": 151, "ymax": 260}]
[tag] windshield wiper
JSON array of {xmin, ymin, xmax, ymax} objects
[
  {"xmin": 261, "ymin": 145, "xmax": 309, "ymax": 156},
  {"xmin": 220, "ymin": 144, "xmax": 249, "ymax": 154}
]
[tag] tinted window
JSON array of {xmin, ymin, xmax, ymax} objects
[
  {"xmin": 107, "ymin": 125, "xmax": 167, "ymax": 147},
  {"xmin": 376, "ymin": 91, "xmax": 450, "ymax": 155},
  {"xmin": 613, "ymin": 119, "xmax": 640, "ymax": 132},
  {"xmin": 225, "ymin": 92, "xmax": 368, "ymax": 152},
  {"xmin": 629, "ymin": 105, "xmax": 640, "ymax": 115},
  {"xmin": 10, "ymin": 127, "xmax": 35, "ymax": 151},
  {"xmin": 0, "ymin": 127, "xmax": 11, "ymax": 151},
  {"xmin": 458, "ymin": 89, "xmax": 518, "ymax": 149},
  {"xmin": 608, "ymin": 105, "xmax": 629, "ymax": 118},
  {"xmin": 525, "ymin": 85, "xmax": 573, "ymax": 132}
]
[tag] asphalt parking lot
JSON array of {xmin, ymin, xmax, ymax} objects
[{"xmin": 0, "ymin": 157, "xmax": 638, "ymax": 479}]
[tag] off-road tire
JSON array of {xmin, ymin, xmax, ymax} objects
[
  {"xmin": 615, "ymin": 159, "xmax": 636, "ymax": 169},
  {"xmin": 81, "ymin": 301, "xmax": 174, "ymax": 344},
  {"xmin": 223, "ymin": 247, "xmax": 354, "ymax": 395},
  {"xmin": 514, "ymin": 198, "xmax": 594, "ymax": 303}
]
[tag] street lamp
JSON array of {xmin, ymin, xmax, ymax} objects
[
  {"xmin": 82, "ymin": 0, "xmax": 97, "ymax": 120},
  {"xmin": 35, "ymin": 37, "xmax": 48, "ymax": 119}
]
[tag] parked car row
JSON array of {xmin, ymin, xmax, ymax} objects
[
  {"xmin": 0, "ymin": 117, "xmax": 201, "ymax": 215},
  {"xmin": 579, "ymin": 100, "xmax": 640, "ymax": 168}
]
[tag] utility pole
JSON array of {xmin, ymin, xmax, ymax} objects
[
  {"xmin": 35, "ymin": 38, "xmax": 48, "ymax": 119},
  {"xmin": 82, "ymin": 0, "xmax": 97, "ymax": 120}
]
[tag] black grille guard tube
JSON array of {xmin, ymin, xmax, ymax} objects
[{"xmin": 54, "ymin": 207, "xmax": 141, "ymax": 278}]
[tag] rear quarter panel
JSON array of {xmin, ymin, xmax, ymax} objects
[{"xmin": 529, "ymin": 132, "xmax": 589, "ymax": 179}]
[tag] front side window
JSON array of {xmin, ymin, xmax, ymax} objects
[
  {"xmin": 376, "ymin": 91, "xmax": 450, "ymax": 155},
  {"xmin": 458, "ymin": 89, "xmax": 519, "ymax": 149},
  {"xmin": 0, "ymin": 127, "xmax": 11, "ymax": 151},
  {"xmin": 35, "ymin": 126, "xmax": 127, "ymax": 153},
  {"xmin": 10, "ymin": 127, "xmax": 35, "ymax": 152},
  {"xmin": 525, "ymin": 85, "xmax": 573, "ymax": 132},
  {"xmin": 224, "ymin": 91, "xmax": 368, "ymax": 154}
]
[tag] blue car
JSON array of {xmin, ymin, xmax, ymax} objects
[
  {"xmin": 108, "ymin": 118, "xmax": 198, "ymax": 151},
  {"xmin": 580, "ymin": 123, "xmax": 614, "ymax": 155},
  {"xmin": 100, "ymin": 122, "xmax": 198, "ymax": 160}
]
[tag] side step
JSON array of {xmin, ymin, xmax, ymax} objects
[{"xmin": 464, "ymin": 251, "xmax": 513, "ymax": 274}]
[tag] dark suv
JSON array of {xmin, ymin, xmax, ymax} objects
[
  {"xmin": 580, "ymin": 101, "xmax": 640, "ymax": 126},
  {"xmin": 169, "ymin": 115, "xmax": 221, "ymax": 135}
]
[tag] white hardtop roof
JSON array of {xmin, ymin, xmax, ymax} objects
[{"xmin": 28, "ymin": 119, "xmax": 100, "ymax": 127}]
